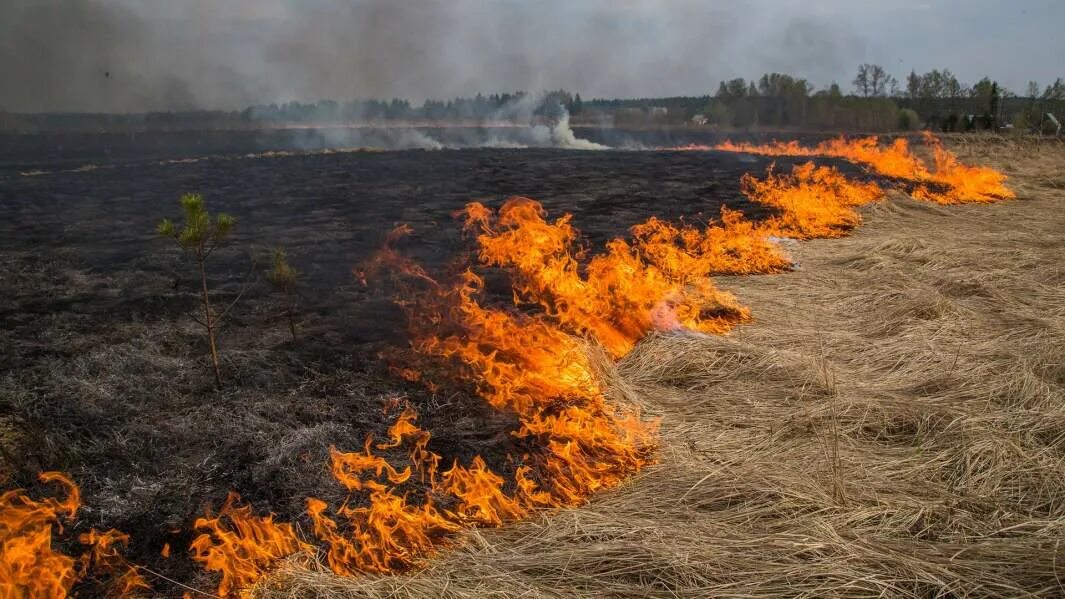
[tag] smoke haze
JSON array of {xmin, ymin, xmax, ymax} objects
[{"xmin": 1, "ymin": 0, "xmax": 1061, "ymax": 113}]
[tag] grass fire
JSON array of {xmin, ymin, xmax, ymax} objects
[{"xmin": 2, "ymin": 3, "xmax": 1064, "ymax": 597}]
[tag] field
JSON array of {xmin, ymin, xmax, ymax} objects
[{"xmin": 2, "ymin": 131, "xmax": 1063, "ymax": 597}]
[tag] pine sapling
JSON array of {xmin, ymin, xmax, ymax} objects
[
  {"xmin": 266, "ymin": 247, "xmax": 300, "ymax": 340},
  {"xmin": 157, "ymin": 193, "xmax": 235, "ymax": 387}
]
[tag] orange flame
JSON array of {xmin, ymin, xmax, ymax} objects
[
  {"xmin": 913, "ymin": 133, "xmax": 1014, "ymax": 204},
  {"xmin": 78, "ymin": 528, "xmax": 151, "ymax": 597},
  {"xmin": 0, "ymin": 472, "xmax": 80, "ymax": 599},
  {"xmin": 330, "ymin": 440, "xmax": 412, "ymax": 493},
  {"xmin": 189, "ymin": 492, "xmax": 311, "ymax": 597},
  {"xmin": 1, "ymin": 472, "xmax": 148, "ymax": 598},
  {"xmin": 5, "ymin": 134, "xmax": 1015, "ymax": 595},
  {"xmin": 711, "ymin": 134, "xmax": 1013, "ymax": 204},
  {"xmin": 459, "ymin": 197, "xmax": 751, "ymax": 357},
  {"xmin": 306, "ymin": 489, "xmax": 458, "ymax": 576},
  {"xmin": 630, "ymin": 207, "xmax": 792, "ymax": 277},
  {"xmin": 741, "ymin": 162, "xmax": 884, "ymax": 239},
  {"xmin": 307, "ymin": 413, "xmax": 460, "ymax": 575}
]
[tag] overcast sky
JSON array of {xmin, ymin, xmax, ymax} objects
[{"xmin": 1, "ymin": 0, "xmax": 1062, "ymax": 112}]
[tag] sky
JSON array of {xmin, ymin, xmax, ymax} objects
[{"xmin": 1, "ymin": 0, "xmax": 1062, "ymax": 113}]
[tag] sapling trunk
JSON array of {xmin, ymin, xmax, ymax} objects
[{"xmin": 197, "ymin": 253, "xmax": 223, "ymax": 387}]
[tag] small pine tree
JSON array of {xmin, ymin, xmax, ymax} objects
[
  {"xmin": 157, "ymin": 193, "xmax": 234, "ymax": 387},
  {"xmin": 266, "ymin": 247, "xmax": 300, "ymax": 340}
]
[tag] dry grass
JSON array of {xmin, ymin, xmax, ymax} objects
[{"xmin": 258, "ymin": 138, "xmax": 1062, "ymax": 598}]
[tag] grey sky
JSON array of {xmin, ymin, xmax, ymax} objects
[{"xmin": 1, "ymin": 0, "xmax": 1062, "ymax": 113}]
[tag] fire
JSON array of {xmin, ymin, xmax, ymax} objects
[
  {"xmin": 330, "ymin": 441, "xmax": 412, "ymax": 492},
  {"xmin": 459, "ymin": 197, "xmax": 751, "ymax": 357},
  {"xmin": 190, "ymin": 161, "xmax": 909, "ymax": 593},
  {"xmin": 630, "ymin": 207, "xmax": 792, "ymax": 277},
  {"xmin": 0, "ymin": 157, "xmax": 896, "ymax": 597},
  {"xmin": 1, "ymin": 472, "xmax": 147, "ymax": 598},
  {"xmin": 190, "ymin": 492, "xmax": 311, "ymax": 598},
  {"xmin": 0, "ymin": 473, "xmax": 80, "ymax": 599},
  {"xmin": 284, "ymin": 209, "xmax": 669, "ymax": 581},
  {"xmin": 441, "ymin": 456, "xmax": 527, "ymax": 526},
  {"xmin": 306, "ymin": 490, "xmax": 458, "ymax": 576},
  {"xmin": 711, "ymin": 134, "xmax": 1014, "ymax": 204},
  {"xmin": 741, "ymin": 162, "xmax": 884, "ymax": 239},
  {"xmin": 914, "ymin": 133, "xmax": 1014, "ymax": 204},
  {"xmin": 308, "ymin": 411, "xmax": 465, "ymax": 575},
  {"xmin": 8, "ymin": 136, "xmax": 1013, "ymax": 596},
  {"xmin": 78, "ymin": 529, "xmax": 151, "ymax": 597}
]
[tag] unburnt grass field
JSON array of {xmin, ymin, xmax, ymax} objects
[{"xmin": 1, "ymin": 131, "xmax": 1063, "ymax": 597}]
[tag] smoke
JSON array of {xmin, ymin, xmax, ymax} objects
[
  {"xmin": 455, "ymin": 93, "xmax": 608, "ymax": 150},
  {"xmin": 0, "ymin": 0, "xmax": 883, "ymax": 114},
  {"xmin": 285, "ymin": 86, "xmax": 609, "ymax": 151},
  {"xmin": 542, "ymin": 112, "xmax": 609, "ymax": 151}
]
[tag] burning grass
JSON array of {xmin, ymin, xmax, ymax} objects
[
  {"xmin": 3, "ymin": 134, "xmax": 1057, "ymax": 597},
  {"xmin": 187, "ymin": 140, "xmax": 1021, "ymax": 593},
  {"xmin": 259, "ymin": 137, "xmax": 1065, "ymax": 598},
  {"xmin": 712, "ymin": 132, "xmax": 1015, "ymax": 204}
]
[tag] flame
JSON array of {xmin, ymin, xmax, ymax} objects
[
  {"xmin": 1, "ymin": 132, "xmax": 1015, "ymax": 596},
  {"xmin": 630, "ymin": 207, "xmax": 791, "ymax": 277},
  {"xmin": 189, "ymin": 492, "xmax": 311, "ymax": 597},
  {"xmin": 302, "ymin": 222, "xmax": 662, "ymax": 578},
  {"xmin": 306, "ymin": 490, "xmax": 458, "ymax": 576},
  {"xmin": 711, "ymin": 134, "xmax": 1013, "ymax": 204},
  {"xmin": 0, "ymin": 472, "xmax": 80, "ymax": 599},
  {"xmin": 78, "ymin": 528, "xmax": 151, "ymax": 597},
  {"xmin": 1, "ymin": 472, "xmax": 148, "ymax": 598},
  {"xmin": 307, "ymin": 412, "xmax": 460, "ymax": 575},
  {"xmin": 441, "ymin": 457, "xmax": 527, "ymax": 526},
  {"xmin": 458, "ymin": 197, "xmax": 751, "ymax": 357},
  {"xmin": 913, "ymin": 133, "xmax": 1015, "ymax": 204},
  {"xmin": 260, "ymin": 169, "xmax": 903, "ymax": 591},
  {"xmin": 741, "ymin": 162, "xmax": 884, "ymax": 239},
  {"xmin": 330, "ymin": 441, "xmax": 412, "ymax": 493},
  {"xmin": 269, "ymin": 145, "xmax": 1002, "ymax": 589}
]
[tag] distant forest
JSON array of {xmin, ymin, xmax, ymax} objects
[{"xmin": 3, "ymin": 65, "xmax": 1064, "ymax": 134}]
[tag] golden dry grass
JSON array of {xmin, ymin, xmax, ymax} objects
[{"xmin": 258, "ymin": 137, "xmax": 1065, "ymax": 598}]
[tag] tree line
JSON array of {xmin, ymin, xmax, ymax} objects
[
  {"xmin": 3, "ymin": 67, "xmax": 1064, "ymax": 134},
  {"xmin": 646, "ymin": 67, "xmax": 1065, "ymax": 132}
]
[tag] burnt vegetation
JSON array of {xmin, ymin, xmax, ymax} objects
[
  {"xmin": 0, "ymin": 128, "xmax": 1063, "ymax": 598},
  {"xmin": 0, "ymin": 146, "xmax": 788, "ymax": 595}
]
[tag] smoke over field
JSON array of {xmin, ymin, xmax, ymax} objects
[{"xmin": 2, "ymin": 1, "xmax": 1064, "ymax": 597}]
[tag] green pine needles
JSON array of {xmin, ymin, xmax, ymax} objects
[{"xmin": 157, "ymin": 193, "xmax": 235, "ymax": 387}]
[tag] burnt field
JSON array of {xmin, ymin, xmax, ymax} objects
[
  {"xmin": 0, "ymin": 142, "xmax": 862, "ymax": 593},
  {"xmin": 4, "ymin": 133, "xmax": 1061, "ymax": 598}
]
